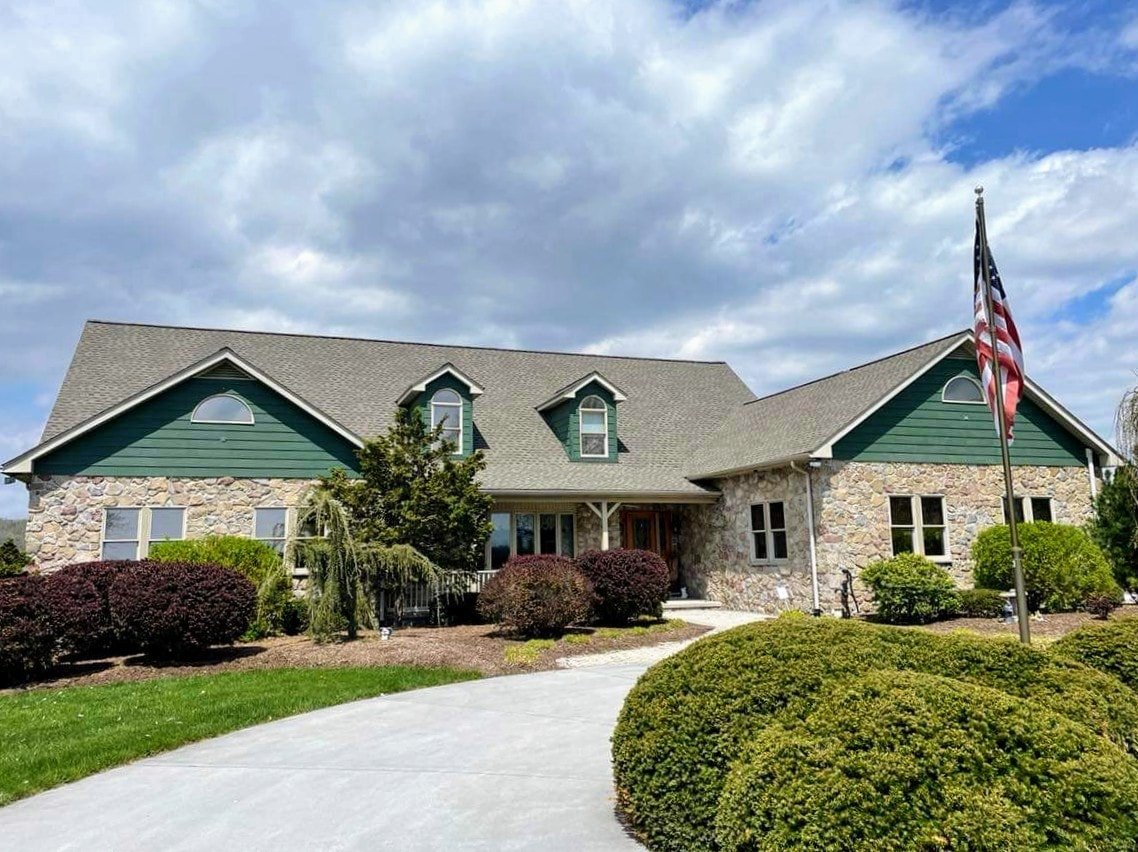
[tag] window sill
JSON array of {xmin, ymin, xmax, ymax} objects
[{"xmin": 749, "ymin": 560, "xmax": 789, "ymax": 568}]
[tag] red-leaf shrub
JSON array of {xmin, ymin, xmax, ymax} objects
[
  {"xmin": 109, "ymin": 561, "xmax": 256, "ymax": 656},
  {"xmin": 477, "ymin": 555, "xmax": 594, "ymax": 637},
  {"xmin": 38, "ymin": 570, "xmax": 103, "ymax": 658},
  {"xmin": 575, "ymin": 548, "xmax": 669, "ymax": 624},
  {"xmin": 0, "ymin": 575, "xmax": 55, "ymax": 683},
  {"xmin": 52, "ymin": 561, "xmax": 132, "ymax": 656}
]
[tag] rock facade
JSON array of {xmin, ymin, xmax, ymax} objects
[
  {"xmin": 681, "ymin": 460, "xmax": 1098, "ymax": 615},
  {"xmin": 25, "ymin": 475, "xmax": 318, "ymax": 571}
]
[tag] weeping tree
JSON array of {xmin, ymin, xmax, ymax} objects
[
  {"xmin": 291, "ymin": 487, "xmax": 461, "ymax": 641},
  {"xmin": 1095, "ymin": 387, "xmax": 1138, "ymax": 591}
]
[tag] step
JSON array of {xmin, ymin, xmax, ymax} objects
[{"xmin": 663, "ymin": 598, "xmax": 723, "ymax": 611}]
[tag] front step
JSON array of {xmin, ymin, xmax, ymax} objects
[{"xmin": 663, "ymin": 598, "xmax": 723, "ymax": 611}]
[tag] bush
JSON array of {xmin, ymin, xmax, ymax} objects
[
  {"xmin": 1086, "ymin": 591, "xmax": 1122, "ymax": 619},
  {"xmin": 1053, "ymin": 618, "xmax": 1138, "ymax": 690},
  {"xmin": 715, "ymin": 671, "xmax": 1138, "ymax": 851},
  {"xmin": 52, "ymin": 561, "xmax": 133, "ymax": 656},
  {"xmin": 109, "ymin": 561, "xmax": 256, "ymax": 656},
  {"xmin": 574, "ymin": 548, "xmax": 669, "ymax": 624},
  {"xmin": 611, "ymin": 618, "xmax": 1138, "ymax": 851},
  {"xmin": 0, "ymin": 538, "xmax": 31, "ymax": 576},
  {"xmin": 37, "ymin": 570, "xmax": 103, "ymax": 658},
  {"xmin": 0, "ymin": 576, "xmax": 55, "ymax": 683},
  {"xmin": 972, "ymin": 522, "xmax": 1120, "ymax": 612},
  {"xmin": 861, "ymin": 552, "xmax": 958, "ymax": 624},
  {"xmin": 956, "ymin": 587, "xmax": 1006, "ymax": 618},
  {"xmin": 149, "ymin": 537, "xmax": 292, "ymax": 638},
  {"xmin": 477, "ymin": 555, "xmax": 593, "ymax": 637}
]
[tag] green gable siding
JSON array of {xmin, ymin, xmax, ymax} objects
[
  {"xmin": 832, "ymin": 357, "xmax": 1089, "ymax": 466},
  {"xmin": 543, "ymin": 381, "xmax": 618, "ymax": 463},
  {"xmin": 413, "ymin": 374, "xmax": 474, "ymax": 457},
  {"xmin": 37, "ymin": 377, "xmax": 361, "ymax": 478}
]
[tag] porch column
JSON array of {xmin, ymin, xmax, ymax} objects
[{"xmin": 585, "ymin": 500, "xmax": 622, "ymax": 551}]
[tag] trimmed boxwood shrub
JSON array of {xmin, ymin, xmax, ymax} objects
[
  {"xmin": 956, "ymin": 587, "xmax": 1006, "ymax": 618},
  {"xmin": 109, "ymin": 561, "xmax": 256, "ymax": 656},
  {"xmin": 1053, "ymin": 617, "xmax": 1138, "ymax": 690},
  {"xmin": 477, "ymin": 555, "xmax": 593, "ymax": 637},
  {"xmin": 149, "ymin": 536, "xmax": 295, "ymax": 637},
  {"xmin": 715, "ymin": 671, "xmax": 1138, "ymax": 851},
  {"xmin": 575, "ymin": 548, "xmax": 669, "ymax": 624},
  {"xmin": 0, "ymin": 575, "xmax": 56, "ymax": 683},
  {"xmin": 861, "ymin": 552, "xmax": 957, "ymax": 624},
  {"xmin": 972, "ymin": 522, "xmax": 1120, "ymax": 612},
  {"xmin": 611, "ymin": 618, "xmax": 1138, "ymax": 851}
]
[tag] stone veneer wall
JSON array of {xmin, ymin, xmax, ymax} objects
[
  {"xmin": 25, "ymin": 475, "xmax": 318, "ymax": 571},
  {"xmin": 681, "ymin": 461, "xmax": 1098, "ymax": 615}
]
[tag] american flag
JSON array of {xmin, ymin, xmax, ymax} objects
[{"xmin": 973, "ymin": 216, "xmax": 1024, "ymax": 441}]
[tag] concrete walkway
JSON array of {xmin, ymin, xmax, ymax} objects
[{"xmin": 0, "ymin": 608, "xmax": 764, "ymax": 851}]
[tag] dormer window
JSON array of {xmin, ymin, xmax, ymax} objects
[
  {"xmin": 191, "ymin": 394, "xmax": 255, "ymax": 424},
  {"xmin": 579, "ymin": 395, "xmax": 608, "ymax": 457},
  {"xmin": 431, "ymin": 389, "xmax": 463, "ymax": 452},
  {"xmin": 942, "ymin": 375, "xmax": 984, "ymax": 404}
]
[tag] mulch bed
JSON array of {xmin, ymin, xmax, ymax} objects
[
  {"xmin": 913, "ymin": 606, "xmax": 1138, "ymax": 641},
  {"xmin": 8, "ymin": 620, "xmax": 710, "ymax": 692}
]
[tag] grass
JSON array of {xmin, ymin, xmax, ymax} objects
[
  {"xmin": 595, "ymin": 618, "xmax": 687, "ymax": 640},
  {"xmin": 0, "ymin": 665, "xmax": 478, "ymax": 807},
  {"xmin": 502, "ymin": 618, "xmax": 690, "ymax": 663}
]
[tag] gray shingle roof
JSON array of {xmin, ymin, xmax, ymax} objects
[
  {"xmin": 40, "ymin": 321, "xmax": 757, "ymax": 496},
  {"xmin": 685, "ymin": 331, "xmax": 972, "ymax": 477}
]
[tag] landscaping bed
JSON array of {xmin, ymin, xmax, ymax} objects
[
  {"xmin": 6, "ymin": 618, "xmax": 706, "ymax": 691},
  {"xmin": 913, "ymin": 606, "xmax": 1138, "ymax": 641}
]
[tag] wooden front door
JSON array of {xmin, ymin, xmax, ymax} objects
[{"xmin": 621, "ymin": 510, "xmax": 677, "ymax": 585}]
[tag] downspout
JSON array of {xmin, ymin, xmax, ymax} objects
[
  {"xmin": 790, "ymin": 460, "xmax": 822, "ymax": 616},
  {"xmin": 1086, "ymin": 448, "xmax": 1098, "ymax": 501}
]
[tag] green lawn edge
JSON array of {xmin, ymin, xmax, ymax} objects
[{"xmin": 0, "ymin": 665, "xmax": 480, "ymax": 807}]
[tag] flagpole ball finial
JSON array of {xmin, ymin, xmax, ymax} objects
[{"xmin": 974, "ymin": 185, "xmax": 984, "ymax": 197}]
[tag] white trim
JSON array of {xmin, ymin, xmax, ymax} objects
[
  {"xmin": 1021, "ymin": 376, "xmax": 1123, "ymax": 466},
  {"xmin": 191, "ymin": 393, "xmax": 255, "ymax": 425},
  {"xmin": 535, "ymin": 372, "xmax": 628, "ymax": 412},
  {"xmin": 1087, "ymin": 447, "xmax": 1098, "ymax": 500},
  {"xmin": 101, "ymin": 506, "xmax": 142, "ymax": 561},
  {"xmin": 814, "ymin": 334, "xmax": 972, "ymax": 458},
  {"xmin": 579, "ymin": 395, "xmax": 609, "ymax": 458},
  {"xmin": 940, "ymin": 374, "xmax": 985, "ymax": 405},
  {"xmin": 1001, "ymin": 495, "xmax": 1053, "ymax": 524},
  {"xmin": 430, "ymin": 388, "xmax": 464, "ymax": 455},
  {"xmin": 888, "ymin": 494, "xmax": 950, "ymax": 562},
  {"xmin": 2, "ymin": 348, "xmax": 364, "ymax": 475},
  {"xmin": 487, "ymin": 489, "xmax": 719, "ymax": 503},
  {"xmin": 748, "ymin": 500, "xmax": 788, "ymax": 565},
  {"xmin": 395, "ymin": 363, "xmax": 485, "ymax": 405}
]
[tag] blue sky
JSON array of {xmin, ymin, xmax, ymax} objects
[{"xmin": 1, "ymin": 0, "xmax": 1138, "ymax": 518}]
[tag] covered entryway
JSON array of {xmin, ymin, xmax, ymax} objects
[{"xmin": 621, "ymin": 508, "xmax": 679, "ymax": 589}]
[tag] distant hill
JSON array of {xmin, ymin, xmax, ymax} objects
[{"xmin": 0, "ymin": 517, "xmax": 26, "ymax": 551}]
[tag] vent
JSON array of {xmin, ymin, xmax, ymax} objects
[{"xmin": 197, "ymin": 362, "xmax": 252, "ymax": 380}]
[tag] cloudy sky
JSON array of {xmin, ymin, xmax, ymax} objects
[{"xmin": 2, "ymin": 0, "xmax": 1138, "ymax": 517}]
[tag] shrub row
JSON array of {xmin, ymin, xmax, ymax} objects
[
  {"xmin": 0, "ymin": 561, "xmax": 256, "ymax": 684},
  {"xmin": 477, "ymin": 548, "xmax": 670, "ymax": 636},
  {"xmin": 612, "ymin": 617, "xmax": 1138, "ymax": 851}
]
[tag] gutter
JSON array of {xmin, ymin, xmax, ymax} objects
[{"xmin": 790, "ymin": 460, "xmax": 822, "ymax": 616}]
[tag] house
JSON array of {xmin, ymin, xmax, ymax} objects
[{"xmin": 2, "ymin": 320, "xmax": 1121, "ymax": 614}]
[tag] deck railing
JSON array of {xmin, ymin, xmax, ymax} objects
[{"xmin": 398, "ymin": 569, "xmax": 500, "ymax": 618}]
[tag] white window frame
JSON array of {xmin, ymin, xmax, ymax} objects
[
  {"xmin": 889, "ymin": 494, "xmax": 950, "ymax": 562},
  {"xmin": 749, "ymin": 501, "xmax": 788, "ymax": 565},
  {"xmin": 1002, "ymin": 495, "xmax": 1054, "ymax": 524},
  {"xmin": 146, "ymin": 507, "xmax": 186, "ymax": 553},
  {"xmin": 941, "ymin": 375, "xmax": 985, "ymax": 405},
  {"xmin": 101, "ymin": 507, "xmax": 142, "ymax": 561},
  {"xmin": 254, "ymin": 506, "xmax": 289, "ymax": 553},
  {"xmin": 430, "ymin": 389, "xmax": 464, "ymax": 455},
  {"xmin": 191, "ymin": 393, "xmax": 255, "ymax": 424},
  {"xmin": 485, "ymin": 511, "xmax": 576, "ymax": 569},
  {"xmin": 579, "ymin": 395, "xmax": 609, "ymax": 458}
]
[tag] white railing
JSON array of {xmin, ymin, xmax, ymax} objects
[{"xmin": 396, "ymin": 570, "xmax": 499, "ymax": 619}]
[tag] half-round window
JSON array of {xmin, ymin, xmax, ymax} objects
[
  {"xmin": 431, "ymin": 389, "xmax": 463, "ymax": 452},
  {"xmin": 579, "ymin": 395, "xmax": 608, "ymax": 458},
  {"xmin": 191, "ymin": 394, "xmax": 255, "ymax": 424},
  {"xmin": 942, "ymin": 375, "xmax": 985, "ymax": 404}
]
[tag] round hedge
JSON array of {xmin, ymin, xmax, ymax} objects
[
  {"xmin": 575, "ymin": 548, "xmax": 669, "ymax": 624},
  {"xmin": 715, "ymin": 671, "xmax": 1138, "ymax": 851},
  {"xmin": 972, "ymin": 522, "xmax": 1120, "ymax": 611},
  {"xmin": 1052, "ymin": 617, "xmax": 1138, "ymax": 690},
  {"xmin": 109, "ymin": 561, "xmax": 256, "ymax": 656},
  {"xmin": 476, "ymin": 555, "xmax": 593, "ymax": 637},
  {"xmin": 955, "ymin": 587, "xmax": 1006, "ymax": 618},
  {"xmin": 612, "ymin": 618, "xmax": 1138, "ymax": 850},
  {"xmin": 861, "ymin": 552, "xmax": 957, "ymax": 624}
]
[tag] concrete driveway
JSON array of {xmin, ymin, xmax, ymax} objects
[{"xmin": 0, "ymin": 664, "xmax": 649, "ymax": 851}]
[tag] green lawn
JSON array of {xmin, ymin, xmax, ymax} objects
[{"xmin": 0, "ymin": 666, "xmax": 479, "ymax": 807}]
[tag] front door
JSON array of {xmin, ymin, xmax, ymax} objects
[{"xmin": 621, "ymin": 510, "xmax": 678, "ymax": 586}]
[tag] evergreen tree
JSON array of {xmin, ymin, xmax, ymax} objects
[
  {"xmin": 1090, "ymin": 466, "xmax": 1138, "ymax": 591},
  {"xmin": 0, "ymin": 538, "xmax": 29, "ymax": 576}
]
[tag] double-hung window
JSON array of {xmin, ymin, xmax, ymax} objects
[
  {"xmin": 255, "ymin": 507, "xmax": 288, "ymax": 554},
  {"xmin": 431, "ymin": 389, "xmax": 463, "ymax": 453},
  {"xmin": 889, "ymin": 495, "xmax": 948, "ymax": 560},
  {"xmin": 1002, "ymin": 496, "xmax": 1053, "ymax": 523},
  {"xmin": 749, "ymin": 501, "xmax": 788, "ymax": 563},
  {"xmin": 101, "ymin": 506, "xmax": 186, "ymax": 560},
  {"xmin": 148, "ymin": 508, "xmax": 185, "ymax": 550},
  {"xmin": 579, "ymin": 395, "xmax": 608, "ymax": 458}
]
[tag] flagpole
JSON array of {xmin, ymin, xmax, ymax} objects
[{"xmin": 975, "ymin": 185, "xmax": 1030, "ymax": 644}]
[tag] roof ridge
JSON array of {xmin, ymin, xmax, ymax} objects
[
  {"xmin": 84, "ymin": 319, "xmax": 730, "ymax": 366},
  {"xmin": 742, "ymin": 329, "xmax": 970, "ymax": 407}
]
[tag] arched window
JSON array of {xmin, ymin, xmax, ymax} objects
[
  {"xmin": 579, "ymin": 395, "xmax": 608, "ymax": 457},
  {"xmin": 191, "ymin": 394, "xmax": 255, "ymax": 424},
  {"xmin": 431, "ymin": 389, "xmax": 463, "ymax": 452},
  {"xmin": 942, "ymin": 375, "xmax": 985, "ymax": 404}
]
